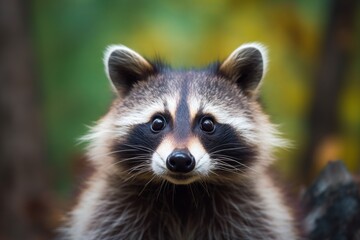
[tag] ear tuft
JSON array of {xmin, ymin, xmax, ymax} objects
[
  {"xmin": 219, "ymin": 43, "xmax": 268, "ymax": 96},
  {"xmin": 104, "ymin": 45, "xmax": 155, "ymax": 96}
]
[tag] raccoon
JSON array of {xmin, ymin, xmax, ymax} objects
[{"xmin": 62, "ymin": 43, "xmax": 299, "ymax": 239}]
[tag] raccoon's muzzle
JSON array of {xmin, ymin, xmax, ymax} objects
[{"xmin": 166, "ymin": 148, "xmax": 195, "ymax": 173}]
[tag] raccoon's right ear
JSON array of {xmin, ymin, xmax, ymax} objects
[
  {"xmin": 218, "ymin": 43, "xmax": 268, "ymax": 97},
  {"xmin": 104, "ymin": 45, "xmax": 155, "ymax": 96}
]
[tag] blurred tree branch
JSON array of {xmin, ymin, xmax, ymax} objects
[
  {"xmin": 300, "ymin": 0, "xmax": 358, "ymax": 184},
  {"xmin": 0, "ymin": 0, "xmax": 54, "ymax": 239}
]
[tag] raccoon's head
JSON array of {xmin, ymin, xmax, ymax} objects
[{"xmin": 86, "ymin": 43, "xmax": 285, "ymax": 185}]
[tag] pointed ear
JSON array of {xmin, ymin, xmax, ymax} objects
[
  {"xmin": 104, "ymin": 45, "xmax": 155, "ymax": 96},
  {"xmin": 218, "ymin": 43, "xmax": 267, "ymax": 97}
]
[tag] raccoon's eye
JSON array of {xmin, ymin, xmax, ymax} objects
[
  {"xmin": 151, "ymin": 115, "xmax": 166, "ymax": 133},
  {"xmin": 200, "ymin": 117, "xmax": 215, "ymax": 133}
]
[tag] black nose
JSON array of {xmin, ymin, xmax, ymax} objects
[{"xmin": 166, "ymin": 149, "xmax": 195, "ymax": 173}]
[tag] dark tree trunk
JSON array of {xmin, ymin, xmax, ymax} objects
[
  {"xmin": 0, "ymin": 0, "xmax": 54, "ymax": 239},
  {"xmin": 299, "ymin": 0, "xmax": 358, "ymax": 184}
]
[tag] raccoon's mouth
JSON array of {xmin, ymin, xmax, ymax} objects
[
  {"xmin": 164, "ymin": 173, "xmax": 198, "ymax": 185},
  {"xmin": 169, "ymin": 173, "xmax": 191, "ymax": 180}
]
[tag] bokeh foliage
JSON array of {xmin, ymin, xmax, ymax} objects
[{"xmin": 31, "ymin": 0, "xmax": 360, "ymax": 197}]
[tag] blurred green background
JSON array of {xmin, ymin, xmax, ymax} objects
[{"xmin": 1, "ymin": 0, "xmax": 359, "ymax": 239}]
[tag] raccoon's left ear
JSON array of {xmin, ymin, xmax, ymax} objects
[
  {"xmin": 218, "ymin": 43, "xmax": 267, "ymax": 97},
  {"xmin": 104, "ymin": 45, "xmax": 155, "ymax": 96}
]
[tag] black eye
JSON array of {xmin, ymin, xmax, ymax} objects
[
  {"xmin": 200, "ymin": 117, "xmax": 215, "ymax": 133},
  {"xmin": 151, "ymin": 115, "xmax": 166, "ymax": 133}
]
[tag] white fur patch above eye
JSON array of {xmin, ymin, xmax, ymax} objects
[
  {"xmin": 165, "ymin": 95, "xmax": 179, "ymax": 121},
  {"xmin": 114, "ymin": 101, "xmax": 165, "ymax": 128},
  {"xmin": 188, "ymin": 96, "xmax": 255, "ymax": 143},
  {"xmin": 201, "ymin": 104, "xmax": 256, "ymax": 142},
  {"xmin": 113, "ymin": 95, "xmax": 179, "ymax": 131},
  {"xmin": 188, "ymin": 96, "xmax": 202, "ymax": 120}
]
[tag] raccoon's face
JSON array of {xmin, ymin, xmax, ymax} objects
[{"xmin": 90, "ymin": 43, "xmax": 283, "ymax": 185}]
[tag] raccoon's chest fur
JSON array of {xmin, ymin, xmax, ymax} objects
[{"xmin": 71, "ymin": 178, "xmax": 281, "ymax": 240}]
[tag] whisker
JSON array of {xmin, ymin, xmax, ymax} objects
[
  {"xmin": 198, "ymin": 179, "xmax": 210, "ymax": 197},
  {"xmin": 156, "ymin": 179, "xmax": 166, "ymax": 200},
  {"xmin": 88, "ymin": 149, "xmax": 148, "ymax": 160},
  {"xmin": 206, "ymin": 143, "xmax": 249, "ymax": 153},
  {"xmin": 209, "ymin": 146, "xmax": 249, "ymax": 155},
  {"xmin": 120, "ymin": 143, "xmax": 155, "ymax": 152},
  {"xmin": 104, "ymin": 155, "xmax": 150, "ymax": 169},
  {"xmin": 189, "ymin": 184, "xmax": 198, "ymax": 208},
  {"xmin": 138, "ymin": 174, "xmax": 157, "ymax": 196},
  {"xmin": 212, "ymin": 155, "xmax": 259, "ymax": 174},
  {"xmin": 127, "ymin": 165, "xmax": 151, "ymax": 174},
  {"xmin": 121, "ymin": 168, "xmax": 150, "ymax": 182}
]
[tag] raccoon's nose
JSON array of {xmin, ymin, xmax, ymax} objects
[{"xmin": 166, "ymin": 149, "xmax": 195, "ymax": 173}]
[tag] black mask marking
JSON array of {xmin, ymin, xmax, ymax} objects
[
  {"xmin": 196, "ymin": 123, "xmax": 257, "ymax": 172},
  {"xmin": 112, "ymin": 116, "xmax": 170, "ymax": 172}
]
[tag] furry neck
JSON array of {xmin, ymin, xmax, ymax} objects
[
  {"xmin": 106, "ymin": 176, "xmax": 271, "ymax": 232},
  {"xmin": 77, "ymin": 175, "xmax": 280, "ymax": 239}
]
